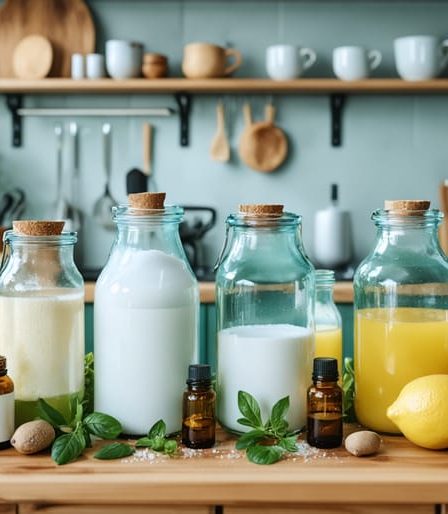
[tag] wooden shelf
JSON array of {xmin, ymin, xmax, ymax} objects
[{"xmin": 2, "ymin": 78, "xmax": 448, "ymax": 94}]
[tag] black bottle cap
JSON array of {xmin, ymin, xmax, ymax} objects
[
  {"xmin": 187, "ymin": 364, "xmax": 211, "ymax": 384},
  {"xmin": 331, "ymin": 183, "xmax": 339, "ymax": 202},
  {"xmin": 313, "ymin": 357, "xmax": 338, "ymax": 381}
]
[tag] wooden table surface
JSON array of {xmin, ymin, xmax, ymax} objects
[{"xmin": 0, "ymin": 428, "xmax": 447, "ymax": 507}]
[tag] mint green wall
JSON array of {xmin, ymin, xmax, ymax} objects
[{"xmin": 0, "ymin": 1, "xmax": 447, "ymax": 269}]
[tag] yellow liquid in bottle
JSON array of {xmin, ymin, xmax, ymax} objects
[
  {"xmin": 355, "ymin": 308, "xmax": 448, "ymax": 434},
  {"xmin": 315, "ymin": 327, "xmax": 343, "ymax": 379}
]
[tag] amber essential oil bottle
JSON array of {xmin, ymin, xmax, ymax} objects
[
  {"xmin": 307, "ymin": 357, "xmax": 343, "ymax": 449},
  {"xmin": 0, "ymin": 356, "xmax": 14, "ymax": 449},
  {"xmin": 182, "ymin": 364, "xmax": 216, "ymax": 449}
]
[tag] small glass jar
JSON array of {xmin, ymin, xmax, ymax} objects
[
  {"xmin": 0, "ymin": 356, "xmax": 14, "ymax": 448},
  {"xmin": 354, "ymin": 201, "xmax": 448, "ymax": 433},
  {"xmin": 314, "ymin": 270, "xmax": 343, "ymax": 379},
  {"xmin": 216, "ymin": 204, "xmax": 315, "ymax": 434},
  {"xmin": 0, "ymin": 222, "xmax": 84, "ymax": 426},
  {"xmin": 95, "ymin": 193, "xmax": 199, "ymax": 436}
]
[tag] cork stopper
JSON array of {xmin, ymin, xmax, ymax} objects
[
  {"xmin": 239, "ymin": 204, "xmax": 284, "ymax": 216},
  {"xmin": 0, "ymin": 356, "xmax": 5, "ymax": 372},
  {"xmin": 128, "ymin": 192, "xmax": 166, "ymax": 210},
  {"xmin": 384, "ymin": 200, "xmax": 431, "ymax": 215},
  {"xmin": 13, "ymin": 220, "xmax": 65, "ymax": 236}
]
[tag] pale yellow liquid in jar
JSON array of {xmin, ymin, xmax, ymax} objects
[
  {"xmin": 355, "ymin": 308, "xmax": 448, "ymax": 434},
  {"xmin": 315, "ymin": 328, "xmax": 343, "ymax": 379}
]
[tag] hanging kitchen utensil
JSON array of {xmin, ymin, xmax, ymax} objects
[
  {"xmin": 210, "ymin": 100, "xmax": 230, "ymax": 162},
  {"xmin": 439, "ymin": 180, "xmax": 448, "ymax": 255},
  {"xmin": 239, "ymin": 102, "xmax": 288, "ymax": 173},
  {"xmin": 68, "ymin": 123, "xmax": 82, "ymax": 232},
  {"xmin": 143, "ymin": 122, "xmax": 155, "ymax": 191},
  {"xmin": 0, "ymin": 193, "xmax": 14, "ymax": 227},
  {"xmin": 53, "ymin": 124, "xmax": 69, "ymax": 220},
  {"xmin": 93, "ymin": 124, "xmax": 116, "ymax": 230},
  {"xmin": 0, "ymin": 0, "xmax": 94, "ymax": 77},
  {"xmin": 125, "ymin": 123, "xmax": 152, "ymax": 194}
]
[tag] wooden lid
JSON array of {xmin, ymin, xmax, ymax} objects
[
  {"xmin": 143, "ymin": 53, "xmax": 168, "ymax": 64},
  {"xmin": 239, "ymin": 204, "xmax": 284, "ymax": 216},
  {"xmin": 128, "ymin": 192, "xmax": 166, "ymax": 210},
  {"xmin": 384, "ymin": 200, "xmax": 430, "ymax": 214},
  {"xmin": 13, "ymin": 220, "xmax": 65, "ymax": 236}
]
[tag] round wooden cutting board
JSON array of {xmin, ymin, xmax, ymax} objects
[{"xmin": 0, "ymin": 0, "xmax": 95, "ymax": 78}]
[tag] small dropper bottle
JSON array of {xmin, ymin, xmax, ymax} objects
[
  {"xmin": 182, "ymin": 364, "xmax": 215, "ymax": 449},
  {"xmin": 0, "ymin": 356, "xmax": 14, "ymax": 449},
  {"xmin": 307, "ymin": 357, "xmax": 343, "ymax": 449}
]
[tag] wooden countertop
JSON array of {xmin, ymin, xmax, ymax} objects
[
  {"xmin": 85, "ymin": 281, "xmax": 354, "ymax": 304},
  {"xmin": 0, "ymin": 428, "xmax": 447, "ymax": 506}
]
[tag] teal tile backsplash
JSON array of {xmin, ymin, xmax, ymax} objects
[{"xmin": 0, "ymin": 1, "xmax": 447, "ymax": 269}]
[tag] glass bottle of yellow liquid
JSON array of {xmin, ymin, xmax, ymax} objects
[
  {"xmin": 315, "ymin": 270, "xmax": 343, "ymax": 380},
  {"xmin": 354, "ymin": 200, "xmax": 448, "ymax": 434}
]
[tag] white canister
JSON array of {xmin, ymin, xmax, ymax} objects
[
  {"xmin": 71, "ymin": 53, "xmax": 85, "ymax": 80},
  {"xmin": 86, "ymin": 53, "xmax": 105, "ymax": 79},
  {"xmin": 105, "ymin": 40, "xmax": 143, "ymax": 79}
]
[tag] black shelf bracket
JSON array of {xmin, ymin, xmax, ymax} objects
[
  {"xmin": 330, "ymin": 93, "xmax": 346, "ymax": 147},
  {"xmin": 6, "ymin": 94, "xmax": 23, "ymax": 148},
  {"xmin": 175, "ymin": 92, "xmax": 192, "ymax": 147}
]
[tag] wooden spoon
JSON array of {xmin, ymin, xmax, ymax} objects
[
  {"xmin": 210, "ymin": 101, "xmax": 230, "ymax": 162},
  {"xmin": 239, "ymin": 102, "xmax": 288, "ymax": 173}
]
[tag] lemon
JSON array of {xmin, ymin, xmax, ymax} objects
[{"xmin": 387, "ymin": 374, "xmax": 448, "ymax": 450}]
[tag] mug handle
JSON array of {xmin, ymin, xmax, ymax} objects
[
  {"xmin": 368, "ymin": 50, "xmax": 382, "ymax": 71},
  {"xmin": 440, "ymin": 39, "xmax": 448, "ymax": 71},
  {"xmin": 300, "ymin": 48, "xmax": 317, "ymax": 70},
  {"xmin": 224, "ymin": 48, "xmax": 242, "ymax": 76}
]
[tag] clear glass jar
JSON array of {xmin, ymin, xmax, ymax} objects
[
  {"xmin": 354, "ymin": 202, "xmax": 448, "ymax": 433},
  {"xmin": 216, "ymin": 205, "xmax": 315, "ymax": 434},
  {"xmin": 315, "ymin": 270, "xmax": 343, "ymax": 379},
  {"xmin": 94, "ymin": 203, "xmax": 199, "ymax": 436},
  {"xmin": 0, "ymin": 227, "xmax": 84, "ymax": 426}
]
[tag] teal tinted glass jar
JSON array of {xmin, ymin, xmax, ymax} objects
[
  {"xmin": 354, "ymin": 200, "xmax": 448, "ymax": 434},
  {"xmin": 215, "ymin": 204, "xmax": 315, "ymax": 434}
]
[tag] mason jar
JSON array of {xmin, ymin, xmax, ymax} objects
[
  {"xmin": 315, "ymin": 270, "xmax": 343, "ymax": 379},
  {"xmin": 0, "ymin": 221, "xmax": 84, "ymax": 426},
  {"xmin": 94, "ymin": 193, "xmax": 199, "ymax": 435},
  {"xmin": 354, "ymin": 200, "xmax": 448, "ymax": 433},
  {"xmin": 216, "ymin": 204, "xmax": 315, "ymax": 434}
]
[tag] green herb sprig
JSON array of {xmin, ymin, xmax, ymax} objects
[
  {"xmin": 342, "ymin": 357, "xmax": 356, "ymax": 423},
  {"xmin": 96, "ymin": 419, "xmax": 179, "ymax": 460},
  {"xmin": 236, "ymin": 391, "xmax": 299, "ymax": 465},
  {"xmin": 37, "ymin": 398, "xmax": 122, "ymax": 465}
]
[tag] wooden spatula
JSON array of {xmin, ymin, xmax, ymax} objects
[{"xmin": 210, "ymin": 101, "xmax": 230, "ymax": 162}]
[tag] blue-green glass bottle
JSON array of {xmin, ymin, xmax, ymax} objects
[{"xmin": 215, "ymin": 204, "xmax": 315, "ymax": 434}]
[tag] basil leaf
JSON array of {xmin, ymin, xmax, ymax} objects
[
  {"xmin": 278, "ymin": 436, "xmax": 298, "ymax": 452},
  {"xmin": 51, "ymin": 430, "xmax": 86, "ymax": 465},
  {"xmin": 163, "ymin": 440, "xmax": 178, "ymax": 455},
  {"xmin": 37, "ymin": 398, "xmax": 67, "ymax": 428},
  {"xmin": 343, "ymin": 357, "xmax": 356, "ymax": 422},
  {"xmin": 84, "ymin": 412, "xmax": 122, "ymax": 439},
  {"xmin": 236, "ymin": 418, "xmax": 256, "ymax": 428},
  {"xmin": 270, "ymin": 396, "xmax": 289, "ymax": 427},
  {"xmin": 246, "ymin": 444, "xmax": 284, "ymax": 465},
  {"xmin": 237, "ymin": 391, "xmax": 262, "ymax": 428},
  {"xmin": 148, "ymin": 419, "xmax": 166, "ymax": 439},
  {"xmin": 94, "ymin": 442, "xmax": 134, "ymax": 460},
  {"xmin": 271, "ymin": 418, "xmax": 289, "ymax": 436},
  {"xmin": 135, "ymin": 437, "xmax": 153, "ymax": 448},
  {"xmin": 151, "ymin": 436, "xmax": 166, "ymax": 452},
  {"xmin": 82, "ymin": 425, "xmax": 92, "ymax": 448},
  {"xmin": 83, "ymin": 352, "xmax": 95, "ymax": 416},
  {"xmin": 236, "ymin": 430, "xmax": 267, "ymax": 450}
]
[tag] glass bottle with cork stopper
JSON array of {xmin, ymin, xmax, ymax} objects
[
  {"xmin": 0, "ymin": 355, "xmax": 14, "ymax": 449},
  {"xmin": 354, "ymin": 200, "xmax": 448, "ymax": 433},
  {"xmin": 307, "ymin": 357, "xmax": 343, "ymax": 449},
  {"xmin": 215, "ymin": 203, "xmax": 315, "ymax": 434},
  {"xmin": 0, "ymin": 220, "xmax": 84, "ymax": 426},
  {"xmin": 95, "ymin": 192, "xmax": 199, "ymax": 436},
  {"xmin": 182, "ymin": 364, "xmax": 215, "ymax": 449}
]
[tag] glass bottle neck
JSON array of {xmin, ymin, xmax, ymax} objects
[
  {"xmin": 313, "ymin": 379, "xmax": 339, "ymax": 388},
  {"xmin": 115, "ymin": 222, "xmax": 185, "ymax": 256},
  {"xmin": 316, "ymin": 286, "xmax": 334, "ymax": 304}
]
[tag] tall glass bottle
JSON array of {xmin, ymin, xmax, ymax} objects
[
  {"xmin": 314, "ymin": 270, "xmax": 343, "ymax": 379},
  {"xmin": 95, "ymin": 193, "xmax": 199, "ymax": 436},
  {"xmin": 354, "ymin": 200, "xmax": 448, "ymax": 433},
  {"xmin": 0, "ymin": 221, "xmax": 84, "ymax": 426},
  {"xmin": 216, "ymin": 204, "xmax": 315, "ymax": 434}
]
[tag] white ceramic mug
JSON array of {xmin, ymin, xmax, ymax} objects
[
  {"xmin": 266, "ymin": 45, "xmax": 317, "ymax": 80},
  {"xmin": 333, "ymin": 46, "xmax": 382, "ymax": 81},
  {"xmin": 105, "ymin": 40, "xmax": 143, "ymax": 79},
  {"xmin": 71, "ymin": 53, "xmax": 85, "ymax": 80},
  {"xmin": 394, "ymin": 35, "xmax": 448, "ymax": 81},
  {"xmin": 86, "ymin": 53, "xmax": 105, "ymax": 79}
]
